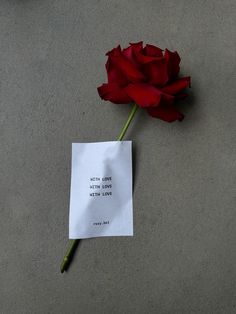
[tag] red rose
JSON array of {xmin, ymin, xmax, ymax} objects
[{"xmin": 97, "ymin": 42, "xmax": 190, "ymax": 122}]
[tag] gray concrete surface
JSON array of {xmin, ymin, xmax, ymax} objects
[{"xmin": 1, "ymin": 1, "xmax": 236, "ymax": 313}]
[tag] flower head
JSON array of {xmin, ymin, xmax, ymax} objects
[{"xmin": 98, "ymin": 42, "xmax": 190, "ymax": 122}]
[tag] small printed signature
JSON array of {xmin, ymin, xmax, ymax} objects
[{"xmin": 93, "ymin": 221, "xmax": 109, "ymax": 226}]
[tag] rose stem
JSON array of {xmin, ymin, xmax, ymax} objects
[
  {"xmin": 117, "ymin": 102, "xmax": 139, "ymax": 141},
  {"xmin": 60, "ymin": 103, "xmax": 139, "ymax": 273}
]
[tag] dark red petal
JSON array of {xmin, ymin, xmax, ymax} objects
[
  {"xmin": 106, "ymin": 45, "xmax": 122, "ymax": 57},
  {"xmin": 122, "ymin": 45, "xmax": 140, "ymax": 67},
  {"xmin": 144, "ymin": 58, "xmax": 168, "ymax": 86},
  {"xmin": 175, "ymin": 92, "xmax": 188, "ymax": 100},
  {"xmin": 128, "ymin": 42, "xmax": 158, "ymax": 64},
  {"xmin": 105, "ymin": 45, "xmax": 129, "ymax": 86},
  {"xmin": 164, "ymin": 49, "xmax": 181, "ymax": 80},
  {"xmin": 146, "ymin": 104, "xmax": 184, "ymax": 122},
  {"xmin": 111, "ymin": 54, "xmax": 145, "ymax": 82},
  {"xmin": 122, "ymin": 42, "xmax": 144, "ymax": 64},
  {"xmin": 106, "ymin": 57, "xmax": 128, "ymax": 86},
  {"xmin": 161, "ymin": 93, "xmax": 175, "ymax": 106},
  {"xmin": 144, "ymin": 44, "xmax": 163, "ymax": 57},
  {"xmin": 134, "ymin": 53, "xmax": 160, "ymax": 64},
  {"xmin": 130, "ymin": 42, "xmax": 161, "ymax": 64},
  {"xmin": 125, "ymin": 83, "xmax": 162, "ymax": 107},
  {"xmin": 161, "ymin": 77, "xmax": 190, "ymax": 95},
  {"xmin": 97, "ymin": 83, "xmax": 132, "ymax": 104},
  {"xmin": 122, "ymin": 45, "xmax": 134, "ymax": 62},
  {"xmin": 129, "ymin": 42, "xmax": 143, "ymax": 54}
]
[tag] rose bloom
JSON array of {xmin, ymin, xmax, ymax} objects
[{"xmin": 97, "ymin": 42, "xmax": 190, "ymax": 122}]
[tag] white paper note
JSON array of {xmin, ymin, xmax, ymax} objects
[{"xmin": 69, "ymin": 141, "xmax": 133, "ymax": 239}]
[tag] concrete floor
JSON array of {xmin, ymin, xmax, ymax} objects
[{"xmin": 1, "ymin": 1, "xmax": 236, "ymax": 313}]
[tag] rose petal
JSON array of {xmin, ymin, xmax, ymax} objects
[
  {"xmin": 111, "ymin": 54, "xmax": 145, "ymax": 82},
  {"xmin": 122, "ymin": 42, "xmax": 143, "ymax": 65},
  {"xmin": 125, "ymin": 83, "xmax": 162, "ymax": 107},
  {"xmin": 127, "ymin": 42, "xmax": 161, "ymax": 65},
  {"xmin": 144, "ymin": 58, "xmax": 168, "ymax": 86},
  {"xmin": 122, "ymin": 44, "xmax": 140, "ymax": 67},
  {"xmin": 97, "ymin": 83, "xmax": 132, "ymax": 104},
  {"xmin": 129, "ymin": 42, "xmax": 143, "ymax": 54},
  {"xmin": 161, "ymin": 93, "xmax": 175, "ymax": 106},
  {"xmin": 106, "ymin": 57, "xmax": 128, "ymax": 86},
  {"xmin": 146, "ymin": 104, "xmax": 184, "ymax": 122},
  {"xmin": 106, "ymin": 45, "xmax": 122, "ymax": 57},
  {"xmin": 105, "ymin": 45, "xmax": 129, "ymax": 86},
  {"xmin": 122, "ymin": 45, "xmax": 135, "ymax": 62},
  {"xmin": 130, "ymin": 42, "xmax": 162, "ymax": 64},
  {"xmin": 130, "ymin": 41, "xmax": 155, "ymax": 63},
  {"xmin": 164, "ymin": 49, "xmax": 181, "ymax": 80},
  {"xmin": 161, "ymin": 77, "xmax": 190, "ymax": 95},
  {"xmin": 144, "ymin": 44, "xmax": 163, "ymax": 57},
  {"xmin": 175, "ymin": 92, "xmax": 188, "ymax": 100},
  {"xmin": 134, "ymin": 52, "xmax": 160, "ymax": 64}
]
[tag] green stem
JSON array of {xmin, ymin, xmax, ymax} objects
[
  {"xmin": 60, "ymin": 103, "xmax": 139, "ymax": 273},
  {"xmin": 117, "ymin": 103, "xmax": 139, "ymax": 141},
  {"xmin": 60, "ymin": 239, "xmax": 79, "ymax": 273}
]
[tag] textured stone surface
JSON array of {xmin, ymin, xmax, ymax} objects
[{"xmin": 0, "ymin": 1, "xmax": 236, "ymax": 313}]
